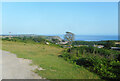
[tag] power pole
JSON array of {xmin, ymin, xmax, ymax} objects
[{"xmin": 9, "ymin": 32, "xmax": 11, "ymax": 39}]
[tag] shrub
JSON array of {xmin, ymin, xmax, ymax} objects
[{"xmin": 61, "ymin": 46, "xmax": 120, "ymax": 79}]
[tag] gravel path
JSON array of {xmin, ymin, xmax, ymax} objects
[{"xmin": 1, "ymin": 50, "xmax": 43, "ymax": 79}]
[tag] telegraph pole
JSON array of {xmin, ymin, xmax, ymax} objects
[{"xmin": 9, "ymin": 32, "xmax": 11, "ymax": 39}]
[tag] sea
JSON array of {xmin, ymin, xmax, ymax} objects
[{"xmin": 57, "ymin": 35, "xmax": 118, "ymax": 41}]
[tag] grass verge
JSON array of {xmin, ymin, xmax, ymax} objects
[{"xmin": 2, "ymin": 41, "xmax": 100, "ymax": 79}]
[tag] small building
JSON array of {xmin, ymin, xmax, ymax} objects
[
  {"xmin": 94, "ymin": 45, "xmax": 104, "ymax": 48},
  {"xmin": 111, "ymin": 47, "xmax": 120, "ymax": 50},
  {"xmin": 115, "ymin": 42, "xmax": 120, "ymax": 44},
  {"xmin": 97, "ymin": 45, "xmax": 104, "ymax": 48}
]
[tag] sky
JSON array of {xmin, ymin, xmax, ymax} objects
[
  {"xmin": 1, "ymin": 0, "xmax": 119, "ymax": 2},
  {"xmin": 2, "ymin": 2, "xmax": 118, "ymax": 35}
]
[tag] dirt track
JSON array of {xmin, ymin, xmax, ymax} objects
[{"xmin": 1, "ymin": 50, "xmax": 42, "ymax": 79}]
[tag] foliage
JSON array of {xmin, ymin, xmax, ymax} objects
[
  {"xmin": 104, "ymin": 41, "xmax": 115, "ymax": 49},
  {"xmin": 2, "ymin": 36, "xmax": 50, "ymax": 44},
  {"xmin": 64, "ymin": 32, "xmax": 74, "ymax": 45},
  {"xmin": 2, "ymin": 41, "xmax": 99, "ymax": 79},
  {"xmin": 2, "ymin": 36, "xmax": 64, "ymax": 49},
  {"xmin": 62, "ymin": 46, "xmax": 120, "ymax": 79},
  {"xmin": 72, "ymin": 41, "xmax": 117, "ymax": 48},
  {"xmin": 116, "ymin": 44, "xmax": 120, "ymax": 47},
  {"xmin": 51, "ymin": 38, "xmax": 60, "ymax": 44},
  {"xmin": 72, "ymin": 41, "xmax": 106, "ymax": 46}
]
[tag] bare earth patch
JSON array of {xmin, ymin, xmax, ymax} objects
[{"xmin": 1, "ymin": 50, "xmax": 44, "ymax": 79}]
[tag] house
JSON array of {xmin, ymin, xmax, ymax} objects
[
  {"xmin": 97, "ymin": 45, "xmax": 104, "ymax": 48},
  {"xmin": 111, "ymin": 47, "xmax": 120, "ymax": 50},
  {"xmin": 115, "ymin": 42, "xmax": 120, "ymax": 44},
  {"xmin": 93, "ymin": 45, "xmax": 104, "ymax": 48}
]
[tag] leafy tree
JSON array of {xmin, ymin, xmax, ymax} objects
[
  {"xmin": 23, "ymin": 36, "xmax": 27, "ymax": 40},
  {"xmin": 104, "ymin": 41, "xmax": 115, "ymax": 49},
  {"xmin": 52, "ymin": 39, "xmax": 60, "ymax": 44},
  {"xmin": 64, "ymin": 32, "xmax": 74, "ymax": 46},
  {"xmin": 62, "ymin": 40, "xmax": 65, "ymax": 42}
]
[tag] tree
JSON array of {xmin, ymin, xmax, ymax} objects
[
  {"xmin": 104, "ymin": 41, "xmax": 115, "ymax": 49},
  {"xmin": 23, "ymin": 36, "xmax": 27, "ymax": 40},
  {"xmin": 52, "ymin": 38, "xmax": 60, "ymax": 44},
  {"xmin": 64, "ymin": 32, "xmax": 74, "ymax": 46}
]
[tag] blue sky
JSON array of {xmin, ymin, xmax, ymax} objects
[{"xmin": 2, "ymin": 2, "xmax": 118, "ymax": 35}]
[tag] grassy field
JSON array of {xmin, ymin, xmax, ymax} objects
[{"xmin": 1, "ymin": 40, "xmax": 100, "ymax": 79}]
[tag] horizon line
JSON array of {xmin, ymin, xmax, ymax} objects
[{"xmin": 0, "ymin": 34, "xmax": 118, "ymax": 36}]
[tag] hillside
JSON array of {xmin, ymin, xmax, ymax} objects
[{"xmin": 2, "ymin": 40, "xmax": 100, "ymax": 79}]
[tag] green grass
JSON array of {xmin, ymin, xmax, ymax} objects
[{"xmin": 2, "ymin": 41, "xmax": 100, "ymax": 79}]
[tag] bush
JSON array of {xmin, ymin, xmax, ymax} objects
[
  {"xmin": 2, "ymin": 36, "xmax": 48, "ymax": 44},
  {"xmin": 104, "ymin": 41, "xmax": 115, "ymax": 49},
  {"xmin": 61, "ymin": 46, "xmax": 120, "ymax": 79}
]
